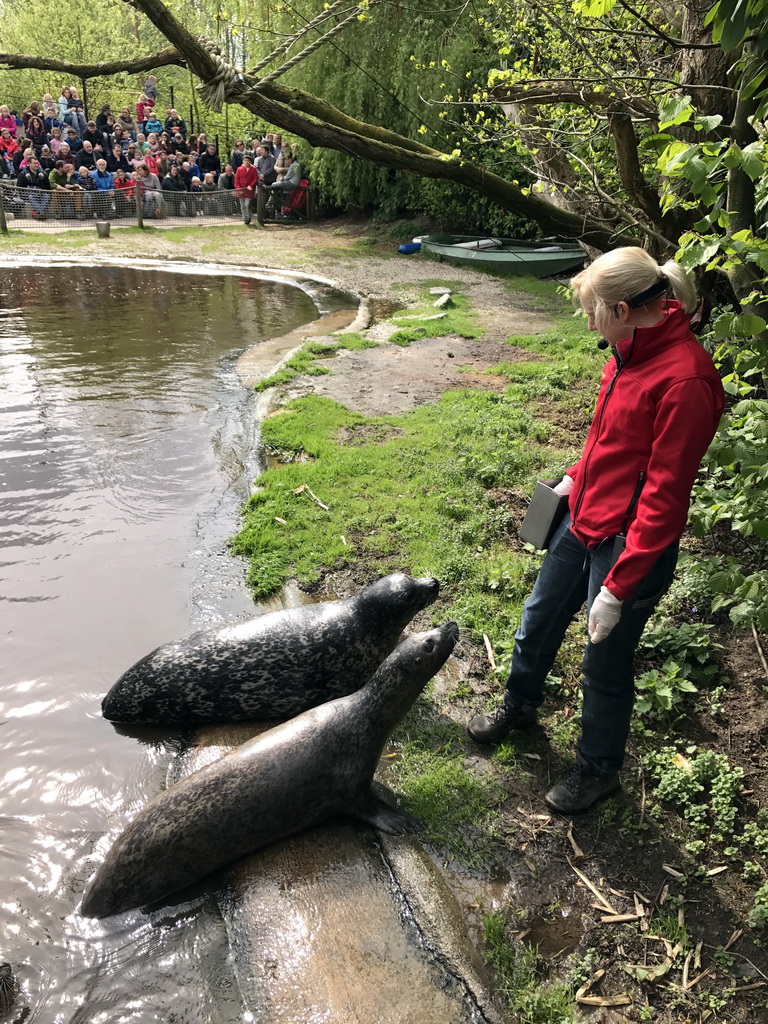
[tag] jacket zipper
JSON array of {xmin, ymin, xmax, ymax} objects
[
  {"xmin": 624, "ymin": 470, "xmax": 646, "ymax": 523},
  {"xmin": 573, "ymin": 347, "xmax": 624, "ymax": 523}
]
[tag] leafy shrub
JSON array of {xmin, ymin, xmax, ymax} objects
[{"xmin": 644, "ymin": 746, "xmax": 745, "ymax": 843}]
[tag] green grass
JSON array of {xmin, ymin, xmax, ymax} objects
[
  {"xmin": 233, "ymin": 282, "xmax": 597, "ymax": 665},
  {"xmin": 483, "ymin": 912, "xmax": 576, "ymax": 1023},
  {"xmin": 230, "ymin": 390, "xmax": 556, "ymax": 636},
  {"xmin": 255, "ymin": 332, "xmax": 379, "ymax": 392},
  {"xmin": 389, "ymin": 284, "xmax": 484, "ymax": 341}
]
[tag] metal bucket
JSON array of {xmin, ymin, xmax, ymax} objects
[{"xmin": 95, "ymin": 221, "xmax": 111, "ymax": 239}]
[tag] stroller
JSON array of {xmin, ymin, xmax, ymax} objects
[{"xmin": 279, "ymin": 179, "xmax": 310, "ymax": 219}]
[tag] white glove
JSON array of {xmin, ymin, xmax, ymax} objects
[
  {"xmin": 553, "ymin": 475, "xmax": 574, "ymax": 497},
  {"xmin": 588, "ymin": 586, "xmax": 623, "ymax": 643}
]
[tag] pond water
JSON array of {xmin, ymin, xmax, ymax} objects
[{"xmin": 0, "ymin": 260, "xmax": 340, "ymax": 1023}]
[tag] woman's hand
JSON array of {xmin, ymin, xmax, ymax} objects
[{"xmin": 588, "ymin": 586, "xmax": 623, "ymax": 643}]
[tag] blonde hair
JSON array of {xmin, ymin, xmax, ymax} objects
[{"xmin": 571, "ymin": 247, "xmax": 697, "ymax": 332}]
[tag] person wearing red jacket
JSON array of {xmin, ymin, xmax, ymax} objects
[
  {"xmin": 234, "ymin": 155, "xmax": 258, "ymax": 226},
  {"xmin": 468, "ymin": 246, "xmax": 724, "ymax": 813}
]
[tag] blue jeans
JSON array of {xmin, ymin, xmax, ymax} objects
[
  {"xmin": 28, "ymin": 191, "xmax": 50, "ymax": 215},
  {"xmin": 505, "ymin": 515, "xmax": 678, "ymax": 774}
]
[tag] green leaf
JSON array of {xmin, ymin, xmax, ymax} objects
[
  {"xmin": 733, "ymin": 313, "xmax": 768, "ymax": 336},
  {"xmin": 740, "ymin": 142, "xmax": 766, "ymax": 181},
  {"xmin": 679, "ymin": 240, "xmax": 720, "ymax": 269},
  {"xmin": 713, "ymin": 312, "xmax": 739, "ymax": 338},
  {"xmin": 695, "ymin": 114, "xmax": 724, "ymax": 132},
  {"xmin": 572, "ymin": 0, "xmax": 617, "ymax": 14},
  {"xmin": 658, "ymin": 94, "xmax": 693, "ymax": 130}
]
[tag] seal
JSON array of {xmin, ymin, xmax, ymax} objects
[
  {"xmin": 81, "ymin": 622, "xmax": 459, "ymax": 919},
  {"xmin": 101, "ymin": 573, "xmax": 439, "ymax": 724},
  {"xmin": 0, "ymin": 962, "xmax": 17, "ymax": 1016}
]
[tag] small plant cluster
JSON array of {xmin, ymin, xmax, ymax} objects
[
  {"xmin": 689, "ymin": 396, "xmax": 768, "ymax": 632},
  {"xmin": 634, "ymin": 622, "xmax": 724, "ymax": 719},
  {"xmin": 644, "ymin": 746, "xmax": 744, "ymax": 845},
  {"xmin": 646, "ymin": 749, "xmax": 768, "ymax": 928}
]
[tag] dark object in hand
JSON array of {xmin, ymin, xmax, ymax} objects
[{"xmin": 519, "ymin": 480, "xmax": 569, "ymax": 550}]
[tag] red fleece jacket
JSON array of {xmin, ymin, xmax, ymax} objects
[
  {"xmin": 565, "ymin": 301, "xmax": 724, "ymax": 601},
  {"xmin": 234, "ymin": 164, "xmax": 258, "ymax": 197}
]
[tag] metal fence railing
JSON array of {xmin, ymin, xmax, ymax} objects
[{"xmin": 0, "ymin": 181, "xmax": 315, "ymax": 231}]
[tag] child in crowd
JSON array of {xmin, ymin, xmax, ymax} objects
[
  {"xmin": 143, "ymin": 112, "xmax": 163, "ymax": 136},
  {"xmin": 0, "ymin": 105, "xmax": 18, "ymax": 137},
  {"xmin": 136, "ymin": 94, "xmax": 155, "ymax": 126},
  {"xmin": 188, "ymin": 175, "xmax": 203, "ymax": 215}
]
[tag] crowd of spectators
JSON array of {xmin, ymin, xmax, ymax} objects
[{"xmin": 0, "ymin": 79, "xmax": 305, "ymax": 224}]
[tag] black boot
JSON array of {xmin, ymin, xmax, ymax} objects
[
  {"xmin": 545, "ymin": 761, "xmax": 620, "ymax": 814},
  {"xmin": 467, "ymin": 699, "xmax": 537, "ymax": 744}
]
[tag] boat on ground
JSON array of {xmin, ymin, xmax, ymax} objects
[{"xmin": 419, "ymin": 233, "xmax": 586, "ymax": 278}]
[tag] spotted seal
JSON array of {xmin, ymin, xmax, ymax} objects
[
  {"xmin": 0, "ymin": 962, "xmax": 17, "ymax": 1016},
  {"xmin": 82, "ymin": 622, "xmax": 459, "ymax": 919},
  {"xmin": 101, "ymin": 573, "xmax": 439, "ymax": 724}
]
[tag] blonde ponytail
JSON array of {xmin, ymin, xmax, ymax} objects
[
  {"xmin": 659, "ymin": 258, "xmax": 698, "ymax": 313},
  {"xmin": 571, "ymin": 247, "xmax": 698, "ymax": 323}
]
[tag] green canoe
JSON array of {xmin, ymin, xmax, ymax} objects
[{"xmin": 420, "ymin": 233, "xmax": 586, "ymax": 278}]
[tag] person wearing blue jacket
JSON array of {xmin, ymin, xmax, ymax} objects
[
  {"xmin": 94, "ymin": 160, "xmax": 114, "ymax": 189},
  {"xmin": 144, "ymin": 116, "xmax": 163, "ymax": 135}
]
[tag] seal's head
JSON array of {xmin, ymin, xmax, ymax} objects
[
  {"xmin": 361, "ymin": 574, "xmax": 440, "ymax": 620},
  {"xmin": 366, "ymin": 621, "xmax": 459, "ymax": 724}
]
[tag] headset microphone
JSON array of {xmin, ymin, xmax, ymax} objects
[{"xmin": 597, "ymin": 339, "xmax": 609, "ymax": 350}]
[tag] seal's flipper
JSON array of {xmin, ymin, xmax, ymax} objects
[{"xmin": 352, "ymin": 790, "xmax": 424, "ymax": 835}]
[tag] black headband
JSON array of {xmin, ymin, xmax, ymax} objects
[{"xmin": 627, "ymin": 276, "xmax": 669, "ymax": 308}]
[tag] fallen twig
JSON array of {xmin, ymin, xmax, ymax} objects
[
  {"xmin": 684, "ymin": 965, "xmax": 715, "ymax": 990},
  {"xmin": 483, "ymin": 634, "xmax": 496, "ymax": 671},
  {"xmin": 567, "ymin": 822, "xmax": 585, "ymax": 860},
  {"xmin": 751, "ymin": 621, "xmax": 768, "ymax": 679},
  {"xmin": 577, "ymin": 993, "xmax": 632, "ymax": 1006},
  {"xmin": 732, "ymin": 981, "xmax": 767, "ymax": 993},
  {"xmin": 575, "ymin": 969, "xmax": 632, "ymax": 1007},
  {"xmin": 601, "ymin": 913, "xmax": 642, "ymax": 924},
  {"xmin": 568, "ymin": 856, "xmax": 619, "ymax": 915},
  {"xmin": 292, "ymin": 483, "xmax": 330, "ymax": 510}
]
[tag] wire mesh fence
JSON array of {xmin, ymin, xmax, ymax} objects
[{"xmin": 0, "ymin": 181, "xmax": 315, "ymax": 231}]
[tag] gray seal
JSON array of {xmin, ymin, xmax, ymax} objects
[
  {"xmin": 101, "ymin": 573, "xmax": 439, "ymax": 724},
  {"xmin": 82, "ymin": 622, "xmax": 459, "ymax": 919}
]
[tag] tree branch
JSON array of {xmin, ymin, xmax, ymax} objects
[
  {"xmin": 582, "ymin": 25, "xmax": 722, "ymax": 49},
  {"xmin": 491, "ymin": 82, "xmax": 655, "ymax": 119},
  {"xmin": 261, "ymin": 81, "xmax": 439, "ymax": 157},
  {"xmin": 118, "ymin": 0, "xmax": 626, "ymax": 245},
  {"xmin": 607, "ymin": 105, "xmax": 666, "ymax": 227},
  {"xmin": 0, "ymin": 47, "xmax": 184, "ymax": 78}
]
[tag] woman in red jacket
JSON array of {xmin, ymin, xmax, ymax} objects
[
  {"xmin": 468, "ymin": 246, "xmax": 724, "ymax": 813},
  {"xmin": 234, "ymin": 154, "xmax": 258, "ymax": 226}
]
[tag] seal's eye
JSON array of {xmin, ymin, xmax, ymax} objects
[{"xmin": 424, "ymin": 639, "xmax": 435, "ymax": 652}]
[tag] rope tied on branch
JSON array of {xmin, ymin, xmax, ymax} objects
[
  {"xmin": 248, "ymin": 0, "xmax": 351, "ymax": 76},
  {"xmin": 250, "ymin": 0, "xmax": 383, "ymax": 90},
  {"xmin": 195, "ymin": 37, "xmax": 244, "ymax": 112}
]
